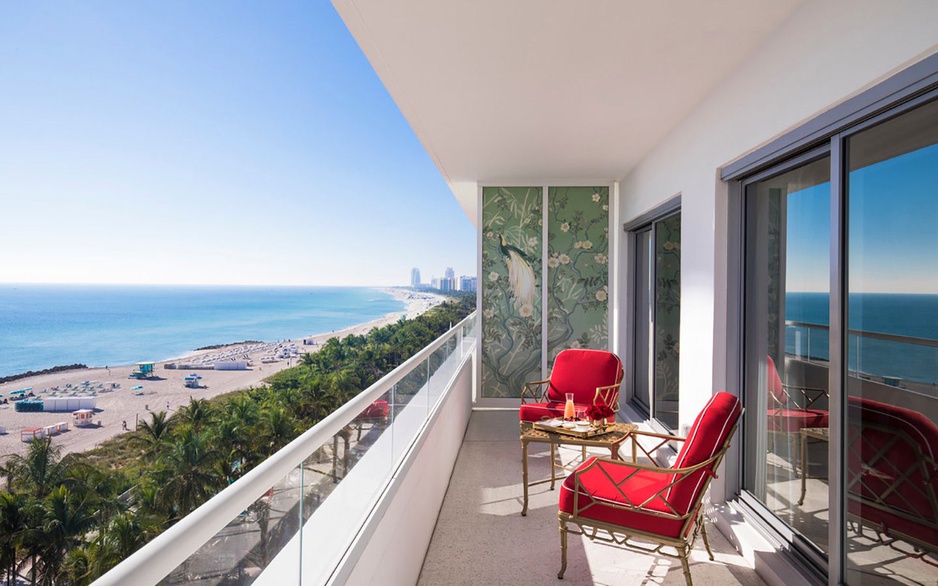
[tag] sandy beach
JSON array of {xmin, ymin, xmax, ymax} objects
[{"xmin": 0, "ymin": 288, "xmax": 445, "ymax": 460}]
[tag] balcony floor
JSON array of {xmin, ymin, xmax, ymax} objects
[{"xmin": 418, "ymin": 410, "xmax": 765, "ymax": 586}]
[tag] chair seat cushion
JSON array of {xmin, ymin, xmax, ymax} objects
[
  {"xmin": 766, "ymin": 408, "xmax": 829, "ymax": 432},
  {"xmin": 559, "ymin": 457, "xmax": 687, "ymax": 539},
  {"xmin": 519, "ymin": 401, "xmax": 588, "ymax": 422}
]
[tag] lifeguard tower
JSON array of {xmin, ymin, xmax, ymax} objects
[
  {"xmin": 130, "ymin": 362, "xmax": 155, "ymax": 379},
  {"xmin": 72, "ymin": 409, "xmax": 95, "ymax": 427}
]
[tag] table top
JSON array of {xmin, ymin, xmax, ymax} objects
[
  {"xmin": 801, "ymin": 426, "xmax": 830, "ymax": 439},
  {"xmin": 520, "ymin": 421, "xmax": 637, "ymax": 447}
]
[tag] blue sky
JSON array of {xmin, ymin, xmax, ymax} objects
[
  {"xmin": 786, "ymin": 143, "xmax": 938, "ymax": 294},
  {"xmin": 0, "ymin": 1, "xmax": 475, "ymax": 286}
]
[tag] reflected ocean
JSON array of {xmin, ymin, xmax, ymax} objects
[
  {"xmin": 0, "ymin": 285, "xmax": 404, "ymax": 379},
  {"xmin": 785, "ymin": 292, "xmax": 938, "ymax": 385}
]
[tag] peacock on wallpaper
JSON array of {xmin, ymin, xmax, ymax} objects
[
  {"xmin": 546, "ymin": 187, "xmax": 609, "ymax": 368},
  {"xmin": 481, "ymin": 187, "xmax": 543, "ymax": 398},
  {"xmin": 481, "ymin": 186, "xmax": 609, "ymax": 398}
]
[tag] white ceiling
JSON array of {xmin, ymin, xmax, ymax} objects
[{"xmin": 332, "ymin": 0, "xmax": 805, "ymax": 222}]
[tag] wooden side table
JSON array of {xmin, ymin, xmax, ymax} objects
[{"xmin": 519, "ymin": 421, "xmax": 637, "ymax": 516}]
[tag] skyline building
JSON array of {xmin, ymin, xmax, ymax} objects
[{"xmin": 410, "ymin": 267, "xmax": 421, "ymax": 287}]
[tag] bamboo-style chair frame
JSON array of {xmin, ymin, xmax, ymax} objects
[
  {"xmin": 558, "ymin": 418, "xmax": 741, "ymax": 586},
  {"xmin": 767, "ymin": 357, "xmax": 828, "ymax": 463},
  {"xmin": 845, "ymin": 418, "xmax": 938, "ymax": 558}
]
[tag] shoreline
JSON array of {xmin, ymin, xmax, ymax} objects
[{"xmin": 0, "ymin": 288, "xmax": 446, "ymax": 460}]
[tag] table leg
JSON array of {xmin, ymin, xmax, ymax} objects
[
  {"xmin": 798, "ymin": 431, "xmax": 807, "ymax": 506},
  {"xmin": 521, "ymin": 439, "xmax": 529, "ymax": 516},
  {"xmin": 549, "ymin": 443, "xmax": 557, "ymax": 490}
]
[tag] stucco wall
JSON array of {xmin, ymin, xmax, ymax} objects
[{"xmin": 616, "ymin": 0, "xmax": 938, "ymax": 428}]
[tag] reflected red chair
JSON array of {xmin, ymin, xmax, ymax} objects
[
  {"xmin": 558, "ymin": 392, "xmax": 742, "ymax": 586},
  {"xmin": 519, "ymin": 349, "xmax": 623, "ymax": 425},
  {"xmin": 847, "ymin": 396, "xmax": 938, "ymax": 557},
  {"xmin": 766, "ymin": 355, "xmax": 828, "ymax": 456}
]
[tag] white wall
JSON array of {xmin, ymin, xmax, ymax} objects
[{"xmin": 617, "ymin": 0, "xmax": 938, "ymax": 429}]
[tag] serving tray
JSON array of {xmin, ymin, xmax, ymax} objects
[{"xmin": 532, "ymin": 419, "xmax": 612, "ymax": 438}]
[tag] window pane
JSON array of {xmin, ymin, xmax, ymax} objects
[
  {"xmin": 845, "ymin": 98, "xmax": 938, "ymax": 584},
  {"xmin": 633, "ymin": 229, "xmax": 652, "ymax": 413},
  {"xmin": 654, "ymin": 214, "xmax": 680, "ymax": 430},
  {"xmin": 743, "ymin": 156, "xmax": 831, "ymax": 556}
]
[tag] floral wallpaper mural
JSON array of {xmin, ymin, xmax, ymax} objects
[
  {"xmin": 481, "ymin": 187, "xmax": 543, "ymax": 398},
  {"xmin": 546, "ymin": 187, "xmax": 609, "ymax": 368}
]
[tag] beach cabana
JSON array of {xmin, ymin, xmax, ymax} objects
[
  {"xmin": 21, "ymin": 427, "xmax": 45, "ymax": 442},
  {"xmin": 184, "ymin": 373, "xmax": 202, "ymax": 388}
]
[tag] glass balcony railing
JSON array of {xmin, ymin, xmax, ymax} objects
[
  {"xmin": 785, "ymin": 320, "xmax": 938, "ymax": 394},
  {"xmin": 95, "ymin": 313, "xmax": 476, "ymax": 586}
]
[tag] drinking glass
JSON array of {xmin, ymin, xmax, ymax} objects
[{"xmin": 564, "ymin": 393, "xmax": 575, "ymax": 420}]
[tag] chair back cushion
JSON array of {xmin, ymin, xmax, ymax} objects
[
  {"xmin": 766, "ymin": 355, "xmax": 786, "ymax": 405},
  {"xmin": 668, "ymin": 392, "xmax": 742, "ymax": 513},
  {"xmin": 546, "ymin": 349, "xmax": 622, "ymax": 404}
]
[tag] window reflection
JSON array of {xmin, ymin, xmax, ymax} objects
[
  {"xmin": 846, "ymin": 99, "xmax": 938, "ymax": 584},
  {"xmin": 744, "ymin": 156, "xmax": 831, "ymax": 555}
]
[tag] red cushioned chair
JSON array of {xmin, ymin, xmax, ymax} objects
[
  {"xmin": 519, "ymin": 349, "xmax": 623, "ymax": 426},
  {"xmin": 766, "ymin": 355, "xmax": 828, "ymax": 458},
  {"xmin": 558, "ymin": 392, "xmax": 742, "ymax": 586},
  {"xmin": 846, "ymin": 396, "xmax": 938, "ymax": 557}
]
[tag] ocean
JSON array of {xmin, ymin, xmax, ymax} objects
[
  {"xmin": 0, "ymin": 285, "xmax": 404, "ymax": 378},
  {"xmin": 785, "ymin": 292, "xmax": 938, "ymax": 385}
]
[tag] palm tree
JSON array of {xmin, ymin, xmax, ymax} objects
[
  {"xmin": 135, "ymin": 411, "xmax": 171, "ymax": 456},
  {"xmin": 254, "ymin": 406, "xmax": 298, "ymax": 457},
  {"xmin": 4, "ymin": 438, "xmax": 74, "ymax": 499},
  {"xmin": 178, "ymin": 398, "xmax": 213, "ymax": 431},
  {"xmin": 29, "ymin": 486, "xmax": 97, "ymax": 585},
  {"xmin": 0, "ymin": 492, "xmax": 28, "ymax": 586},
  {"xmin": 156, "ymin": 427, "xmax": 224, "ymax": 519},
  {"xmin": 86, "ymin": 511, "xmax": 160, "ymax": 579}
]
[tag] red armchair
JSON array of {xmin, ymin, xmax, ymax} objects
[
  {"xmin": 557, "ymin": 392, "xmax": 742, "ymax": 586},
  {"xmin": 519, "ymin": 349, "xmax": 623, "ymax": 425},
  {"xmin": 846, "ymin": 396, "xmax": 938, "ymax": 557},
  {"xmin": 766, "ymin": 355, "xmax": 828, "ymax": 461}
]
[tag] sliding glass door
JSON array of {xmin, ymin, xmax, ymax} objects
[
  {"xmin": 632, "ymin": 211, "xmax": 680, "ymax": 430},
  {"xmin": 740, "ymin": 93, "xmax": 938, "ymax": 583}
]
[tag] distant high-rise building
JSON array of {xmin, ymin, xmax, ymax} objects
[
  {"xmin": 439, "ymin": 277, "xmax": 456, "ymax": 292},
  {"xmin": 444, "ymin": 267, "xmax": 455, "ymax": 279},
  {"xmin": 459, "ymin": 276, "xmax": 477, "ymax": 292},
  {"xmin": 430, "ymin": 277, "xmax": 440, "ymax": 290},
  {"xmin": 410, "ymin": 267, "xmax": 421, "ymax": 287}
]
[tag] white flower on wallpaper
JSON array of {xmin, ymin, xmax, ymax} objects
[{"xmin": 488, "ymin": 271, "xmax": 499, "ymax": 282}]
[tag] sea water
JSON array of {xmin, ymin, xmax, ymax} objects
[
  {"xmin": 0, "ymin": 285, "xmax": 404, "ymax": 378},
  {"xmin": 785, "ymin": 292, "xmax": 938, "ymax": 384}
]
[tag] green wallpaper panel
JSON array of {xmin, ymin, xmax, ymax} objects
[
  {"xmin": 481, "ymin": 187, "xmax": 543, "ymax": 398},
  {"xmin": 546, "ymin": 187, "xmax": 609, "ymax": 367}
]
